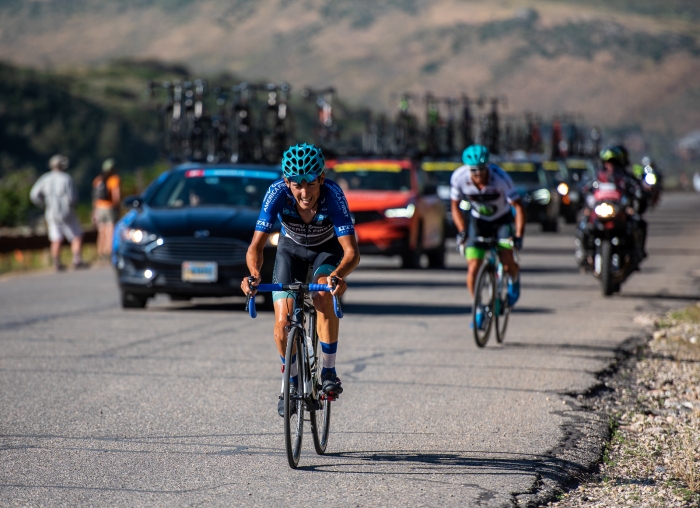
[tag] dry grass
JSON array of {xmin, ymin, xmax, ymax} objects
[
  {"xmin": 0, "ymin": 244, "xmax": 99, "ymax": 275},
  {"xmin": 672, "ymin": 426, "xmax": 700, "ymax": 493}
]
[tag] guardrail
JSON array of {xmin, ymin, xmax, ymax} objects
[{"xmin": 0, "ymin": 229, "xmax": 97, "ymax": 254}]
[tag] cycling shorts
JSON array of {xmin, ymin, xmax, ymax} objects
[
  {"xmin": 465, "ymin": 213, "xmax": 514, "ymax": 260},
  {"xmin": 272, "ymin": 235, "xmax": 343, "ymax": 302}
]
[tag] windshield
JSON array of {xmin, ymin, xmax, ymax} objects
[
  {"xmin": 501, "ymin": 163, "xmax": 544, "ymax": 186},
  {"xmin": 148, "ymin": 168, "xmax": 280, "ymax": 208},
  {"xmin": 326, "ymin": 163, "xmax": 412, "ymax": 191},
  {"xmin": 421, "ymin": 162, "xmax": 461, "ymax": 185}
]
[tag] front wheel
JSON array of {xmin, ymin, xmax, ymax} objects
[
  {"xmin": 472, "ymin": 262, "xmax": 495, "ymax": 348},
  {"xmin": 495, "ymin": 268, "xmax": 510, "ymax": 344},
  {"xmin": 599, "ymin": 240, "xmax": 614, "ymax": 297},
  {"xmin": 284, "ymin": 328, "xmax": 304, "ymax": 469}
]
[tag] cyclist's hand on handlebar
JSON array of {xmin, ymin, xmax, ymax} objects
[
  {"xmin": 328, "ymin": 274, "xmax": 347, "ymax": 298},
  {"xmin": 513, "ymin": 236, "xmax": 523, "ymax": 251},
  {"xmin": 456, "ymin": 230, "xmax": 468, "ymax": 245},
  {"xmin": 241, "ymin": 274, "xmax": 260, "ymax": 296}
]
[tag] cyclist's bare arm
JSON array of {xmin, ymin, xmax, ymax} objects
[
  {"xmin": 511, "ymin": 198, "xmax": 526, "ymax": 238},
  {"xmin": 325, "ymin": 235, "xmax": 360, "ymax": 298},
  {"xmin": 451, "ymin": 199, "xmax": 467, "ymax": 234},
  {"xmin": 242, "ymin": 230, "xmax": 269, "ymax": 294}
]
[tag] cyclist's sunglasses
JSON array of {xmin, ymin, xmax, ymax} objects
[
  {"xmin": 287, "ymin": 173, "xmax": 321, "ymax": 184},
  {"xmin": 469, "ymin": 164, "xmax": 488, "ymax": 173}
]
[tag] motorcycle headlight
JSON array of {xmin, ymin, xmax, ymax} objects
[
  {"xmin": 122, "ymin": 228, "xmax": 157, "ymax": 244},
  {"xmin": 556, "ymin": 183, "xmax": 569, "ymax": 196},
  {"xmin": 385, "ymin": 203, "xmax": 415, "ymax": 218},
  {"xmin": 644, "ymin": 173, "xmax": 657, "ymax": 186},
  {"xmin": 594, "ymin": 203, "xmax": 616, "ymax": 218},
  {"xmin": 533, "ymin": 188, "xmax": 551, "ymax": 204},
  {"xmin": 268, "ymin": 232, "xmax": 280, "ymax": 246}
]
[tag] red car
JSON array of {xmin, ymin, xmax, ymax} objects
[{"xmin": 325, "ymin": 158, "xmax": 446, "ymax": 268}]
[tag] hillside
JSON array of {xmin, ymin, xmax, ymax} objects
[{"xmin": 0, "ymin": 0, "xmax": 698, "ymax": 140}]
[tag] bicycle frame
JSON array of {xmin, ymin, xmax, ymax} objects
[{"xmin": 245, "ymin": 283, "xmax": 343, "ymax": 402}]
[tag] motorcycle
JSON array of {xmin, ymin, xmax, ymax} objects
[{"xmin": 575, "ymin": 181, "xmax": 644, "ymax": 296}]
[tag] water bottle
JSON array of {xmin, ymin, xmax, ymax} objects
[{"xmin": 305, "ymin": 334, "xmax": 315, "ymax": 395}]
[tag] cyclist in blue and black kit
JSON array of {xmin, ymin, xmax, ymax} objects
[
  {"xmin": 450, "ymin": 145, "xmax": 526, "ymax": 329},
  {"xmin": 241, "ymin": 143, "xmax": 360, "ymax": 416}
]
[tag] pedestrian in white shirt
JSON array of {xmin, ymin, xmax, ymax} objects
[{"xmin": 30, "ymin": 154, "xmax": 87, "ymax": 270}]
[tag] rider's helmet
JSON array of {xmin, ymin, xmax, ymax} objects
[
  {"xmin": 281, "ymin": 143, "xmax": 325, "ymax": 182},
  {"xmin": 600, "ymin": 145, "xmax": 629, "ymax": 167},
  {"xmin": 462, "ymin": 145, "xmax": 490, "ymax": 166}
]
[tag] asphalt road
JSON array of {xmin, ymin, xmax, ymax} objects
[{"xmin": 2, "ymin": 193, "xmax": 699, "ymax": 507}]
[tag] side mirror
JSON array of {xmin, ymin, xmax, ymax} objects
[{"xmin": 122, "ymin": 196, "xmax": 142, "ymax": 209}]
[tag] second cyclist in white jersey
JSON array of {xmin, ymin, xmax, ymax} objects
[{"xmin": 450, "ymin": 145, "xmax": 526, "ymax": 329}]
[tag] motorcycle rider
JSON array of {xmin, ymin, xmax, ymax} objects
[
  {"xmin": 633, "ymin": 156, "xmax": 662, "ymax": 207},
  {"xmin": 575, "ymin": 145, "xmax": 647, "ymax": 269}
]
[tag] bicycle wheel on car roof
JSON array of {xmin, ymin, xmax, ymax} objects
[
  {"xmin": 284, "ymin": 327, "xmax": 304, "ymax": 469},
  {"xmin": 472, "ymin": 261, "xmax": 495, "ymax": 348}
]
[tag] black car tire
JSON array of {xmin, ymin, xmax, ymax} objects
[
  {"xmin": 541, "ymin": 219, "xmax": 559, "ymax": 233},
  {"xmin": 427, "ymin": 241, "xmax": 446, "ymax": 269},
  {"xmin": 401, "ymin": 223, "xmax": 423, "ymax": 269},
  {"xmin": 169, "ymin": 294, "xmax": 192, "ymax": 301},
  {"xmin": 564, "ymin": 211, "xmax": 577, "ymax": 224},
  {"xmin": 121, "ymin": 290, "xmax": 148, "ymax": 309}
]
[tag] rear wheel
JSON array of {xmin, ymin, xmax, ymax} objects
[
  {"xmin": 121, "ymin": 291, "xmax": 147, "ymax": 309},
  {"xmin": 284, "ymin": 328, "xmax": 304, "ymax": 469},
  {"xmin": 472, "ymin": 262, "xmax": 495, "ymax": 348},
  {"xmin": 308, "ymin": 312, "xmax": 332, "ymax": 454}
]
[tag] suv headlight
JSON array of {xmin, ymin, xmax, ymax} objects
[
  {"xmin": 122, "ymin": 228, "xmax": 157, "ymax": 244},
  {"xmin": 533, "ymin": 188, "xmax": 551, "ymax": 204},
  {"xmin": 384, "ymin": 203, "xmax": 415, "ymax": 218}
]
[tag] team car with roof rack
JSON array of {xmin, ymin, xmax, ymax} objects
[
  {"xmin": 500, "ymin": 161, "xmax": 561, "ymax": 232},
  {"xmin": 324, "ymin": 158, "xmax": 446, "ymax": 268}
]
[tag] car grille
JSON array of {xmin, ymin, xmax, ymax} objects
[
  {"xmin": 147, "ymin": 237, "xmax": 248, "ymax": 265},
  {"xmin": 351, "ymin": 211, "xmax": 385, "ymax": 224}
]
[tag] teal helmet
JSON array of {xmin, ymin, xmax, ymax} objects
[
  {"xmin": 462, "ymin": 145, "xmax": 490, "ymax": 166},
  {"xmin": 282, "ymin": 143, "xmax": 325, "ymax": 180}
]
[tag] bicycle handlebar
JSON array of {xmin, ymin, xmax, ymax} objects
[{"xmin": 245, "ymin": 280, "xmax": 343, "ymax": 319}]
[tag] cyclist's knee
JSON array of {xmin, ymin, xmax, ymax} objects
[{"xmin": 312, "ymin": 290, "xmax": 333, "ymax": 311}]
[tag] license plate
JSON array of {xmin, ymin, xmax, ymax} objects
[{"xmin": 182, "ymin": 262, "xmax": 218, "ymax": 282}]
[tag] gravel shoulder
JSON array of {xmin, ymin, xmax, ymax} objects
[{"xmin": 544, "ymin": 304, "xmax": 700, "ymax": 508}]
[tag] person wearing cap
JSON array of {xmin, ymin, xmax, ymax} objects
[
  {"xmin": 30, "ymin": 154, "xmax": 86, "ymax": 270},
  {"xmin": 92, "ymin": 158, "xmax": 121, "ymax": 261}
]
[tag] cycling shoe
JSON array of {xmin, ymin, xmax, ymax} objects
[
  {"xmin": 278, "ymin": 384, "xmax": 298, "ymax": 417},
  {"xmin": 507, "ymin": 278, "xmax": 520, "ymax": 307},
  {"xmin": 470, "ymin": 307, "xmax": 485, "ymax": 330},
  {"xmin": 321, "ymin": 372, "xmax": 343, "ymax": 396}
]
